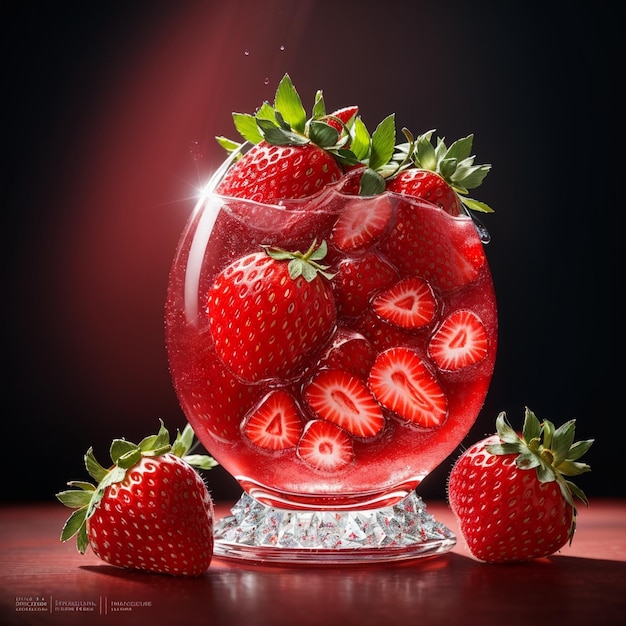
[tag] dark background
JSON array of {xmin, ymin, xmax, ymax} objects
[{"xmin": 4, "ymin": 1, "xmax": 620, "ymax": 503}]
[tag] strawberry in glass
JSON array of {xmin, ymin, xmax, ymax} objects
[{"xmin": 165, "ymin": 74, "xmax": 497, "ymax": 516}]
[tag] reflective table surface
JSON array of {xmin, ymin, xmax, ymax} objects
[{"xmin": 1, "ymin": 500, "xmax": 624, "ymax": 626}]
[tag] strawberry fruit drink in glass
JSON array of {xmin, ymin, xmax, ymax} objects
[{"xmin": 165, "ymin": 75, "xmax": 497, "ymax": 563}]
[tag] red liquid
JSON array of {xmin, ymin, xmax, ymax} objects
[{"xmin": 165, "ymin": 185, "xmax": 497, "ymax": 510}]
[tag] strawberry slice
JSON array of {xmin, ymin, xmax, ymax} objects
[
  {"xmin": 297, "ymin": 420, "xmax": 355, "ymax": 472},
  {"xmin": 428, "ymin": 309, "xmax": 489, "ymax": 371},
  {"xmin": 330, "ymin": 195, "xmax": 393, "ymax": 252},
  {"xmin": 371, "ymin": 276, "xmax": 437, "ymax": 330},
  {"xmin": 305, "ymin": 369, "xmax": 385, "ymax": 439},
  {"xmin": 368, "ymin": 346, "xmax": 447, "ymax": 428},
  {"xmin": 242, "ymin": 390, "xmax": 304, "ymax": 450}
]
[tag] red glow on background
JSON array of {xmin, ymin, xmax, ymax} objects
[{"xmin": 43, "ymin": 2, "xmax": 320, "ymax": 439}]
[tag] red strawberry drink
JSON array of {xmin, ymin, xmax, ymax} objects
[
  {"xmin": 166, "ymin": 181, "xmax": 496, "ymax": 510},
  {"xmin": 165, "ymin": 76, "xmax": 497, "ymax": 559}
]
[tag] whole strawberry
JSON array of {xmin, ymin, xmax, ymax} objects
[
  {"xmin": 386, "ymin": 130, "xmax": 494, "ymax": 216},
  {"xmin": 57, "ymin": 421, "xmax": 217, "ymax": 576},
  {"xmin": 207, "ymin": 240, "xmax": 336, "ymax": 383},
  {"xmin": 448, "ymin": 408, "xmax": 593, "ymax": 563},
  {"xmin": 215, "ymin": 74, "xmax": 356, "ymax": 202}
]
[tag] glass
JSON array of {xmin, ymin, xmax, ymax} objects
[{"xmin": 165, "ymin": 150, "xmax": 497, "ymax": 563}]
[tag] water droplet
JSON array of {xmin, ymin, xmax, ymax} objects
[
  {"xmin": 473, "ymin": 218, "xmax": 491, "ymax": 244},
  {"xmin": 462, "ymin": 205, "xmax": 491, "ymax": 244},
  {"xmin": 279, "ymin": 45, "xmax": 285, "ymax": 51},
  {"xmin": 244, "ymin": 49, "xmax": 250, "ymax": 56},
  {"xmin": 264, "ymin": 77, "xmax": 270, "ymax": 85}
]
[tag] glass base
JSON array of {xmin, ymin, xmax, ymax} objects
[{"xmin": 213, "ymin": 491, "xmax": 456, "ymax": 564}]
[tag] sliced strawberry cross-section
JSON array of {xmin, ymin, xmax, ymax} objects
[
  {"xmin": 305, "ymin": 369, "xmax": 385, "ymax": 439},
  {"xmin": 371, "ymin": 276, "xmax": 437, "ymax": 330},
  {"xmin": 428, "ymin": 309, "xmax": 489, "ymax": 371},
  {"xmin": 242, "ymin": 390, "xmax": 304, "ymax": 450},
  {"xmin": 297, "ymin": 420, "xmax": 355, "ymax": 472},
  {"xmin": 330, "ymin": 194, "xmax": 393, "ymax": 252},
  {"xmin": 368, "ymin": 346, "xmax": 447, "ymax": 428}
]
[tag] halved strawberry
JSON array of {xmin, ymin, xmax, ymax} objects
[
  {"xmin": 305, "ymin": 369, "xmax": 384, "ymax": 439},
  {"xmin": 428, "ymin": 309, "xmax": 489, "ymax": 371},
  {"xmin": 330, "ymin": 194, "xmax": 393, "ymax": 252},
  {"xmin": 368, "ymin": 346, "xmax": 447, "ymax": 428},
  {"xmin": 296, "ymin": 419, "xmax": 355, "ymax": 472},
  {"xmin": 332, "ymin": 250, "xmax": 399, "ymax": 318},
  {"xmin": 242, "ymin": 390, "xmax": 304, "ymax": 450},
  {"xmin": 371, "ymin": 276, "xmax": 437, "ymax": 330}
]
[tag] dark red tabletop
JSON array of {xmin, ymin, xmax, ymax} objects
[{"xmin": 2, "ymin": 500, "xmax": 624, "ymax": 626}]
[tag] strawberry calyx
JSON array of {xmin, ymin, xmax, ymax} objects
[
  {"xmin": 390, "ymin": 129, "xmax": 494, "ymax": 214},
  {"xmin": 214, "ymin": 74, "xmax": 495, "ymax": 209},
  {"xmin": 485, "ymin": 407, "xmax": 594, "ymax": 543},
  {"xmin": 262, "ymin": 239, "xmax": 335, "ymax": 282},
  {"xmin": 216, "ymin": 74, "xmax": 357, "ymax": 157},
  {"xmin": 56, "ymin": 421, "xmax": 217, "ymax": 554}
]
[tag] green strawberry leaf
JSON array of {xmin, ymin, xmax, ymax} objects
[
  {"xmin": 566, "ymin": 438, "xmax": 595, "ymax": 461},
  {"xmin": 351, "ymin": 117, "xmax": 371, "ymax": 161},
  {"xmin": 452, "ymin": 161, "xmax": 491, "ymax": 190},
  {"xmin": 273, "ymin": 110, "xmax": 292, "ymax": 132},
  {"xmin": 369, "ymin": 114, "xmax": 396, "ymax": 172},
  {"xmin": 495, "ymin": 412, "xmax": 522, "ymax": 444},
  {"xmin": 84, "ymin": 448, "xmax": 108, "ymax": 483},
  {"xmin": 445, "ymin": 134, "xmax": 474, "ymax": 162},
  {"xmin": 215, "ymin": 136, "xmax": 242, "ymax": 153},
  {"xmin": 536, "ymin": 463, "xmax": 556, "ymax": 483},
  {"xmin": 359, "ymin": 168, "xmax": 387, "ymax": 196},
  {"xmin": 110, "ymin": 439, "xmax": 138, "ymax": 464},
  {"xmin": 551, "ymin": 420, "xmax": 577, "ymax": 465},
  {"xmin": 274, "ymin": 74, "xmax": 307, "ymax": 134},
  {"xmin": 66, "ymin": 480, "xmax": 96, "ymax": 492},
  {"xmin": 312, "ymin": 90, "xmax": 326, "ymax": 119},
  {"xmin": 183, "ymin": 454, "xmax": 219, "ymax": 470},
  {"xmin": 461, "ymin": 197, "xmax": 494, "ymax": 214},
  {"xmin": 439, "ymin": 158, "xmax": 458, "ymax": 180},
  {"xmin": 557, "ymin": 460, "xmax": 592, "ymax": 477},
  {"xmin": 233, "ymin": 113, "xmax": 263, "ymax": 144},
  {"xmin": 257, "ymin": 119, "xmax": 308, "ymax": 146},
  {"xmin": 56, "ymin": 488, "xmax": 93, "ymax": 508},
  {"xmin": 308, "ymin": 121, "xmax": 339, "ymax": 148},
  {"xmin": 172, "ymin": 423, "xmax": 195, "ymax": 457},
  {"xmin": 515, "ymin": 451, "xmax": 541, "ymax": 470},
  {"xmin": 567, "ymin": 480, "xmax": 590, "ymax": 506},
  {"xmin": 522, "ymin": 407, "xmax": 543, "ymax": 441},
  {"xmin": 59, "ymin": 506, "xmax": 88, "ymax": 544},
  {"xmin": 413, "ymin": 130, "xmax": 437, "ymax": 170},
  {"xmin": 117, "ymin": 448, "xmax": 142, "ymax": 469},
  {"xmin": 485, "ymin": 442, "xmax": 522, "ymax": 456}
]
